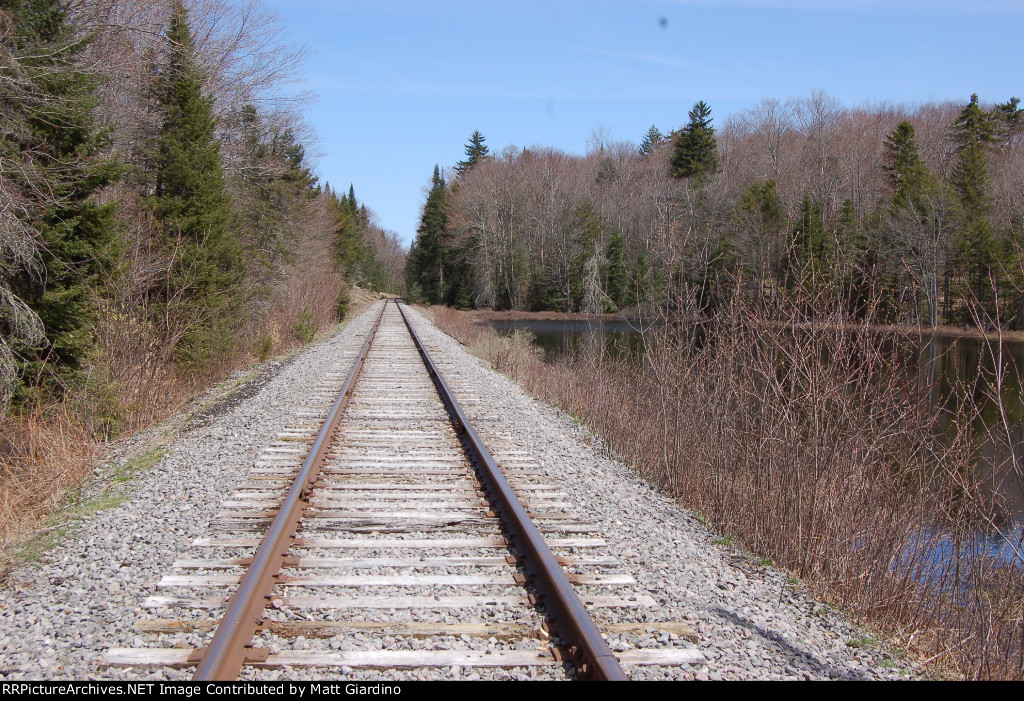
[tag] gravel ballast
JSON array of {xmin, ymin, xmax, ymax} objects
[{"xmin": 0, "ymin": 302, "xmax": 922, "ymax": 680}]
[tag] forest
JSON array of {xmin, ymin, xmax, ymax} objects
[
  {"xmin": 409, "ymin": 93, "xmax": 1022, "ymax": 332},
  {"xmin": 0, "ymin": 0, "xmax": 403, "ymax": 545}
]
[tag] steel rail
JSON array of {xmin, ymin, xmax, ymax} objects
[
  {"xmin": 192, "ymin": 299, "xmax": 389, "ymax": 681},
  {"xmin": 395, "ymin": 301, "xmax": 629, "ymax": 681}
]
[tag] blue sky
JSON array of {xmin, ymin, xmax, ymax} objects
[{"xmin": 261, "ymin": 0, "xmax": 1021, "ymax": 244}]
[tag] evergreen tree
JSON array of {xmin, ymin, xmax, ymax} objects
[
  {"xmin": 953, "ymin": 95, "xmax": 996, "ymax": 218},
  {"xmin": 670, "ymin": 101, "xmax": 718, "ymax": 181},
  {"xmin": 835, "ymin": 198, "xmax": 870, "ymax": 318},
  {"xmin": 788, "ymin": 195, "xmax": 826, "ymax": 292},
  {"xmin": 230, "ymin": 105, "xmax": 317, "ymax": 281},
  {"xmin": 569, "ymin": 199, "xmax": 603, "ymax": 312},
  {"xmin": 455, "ymin": 131, "xmax": 491, "ymax": 177},
  {"xmin": 406, "ymin": 166, "xmax": 450, "ymax": 303},
  {"xmin": 445, "ymin": 261, "xmax": 473, "ymax": 310},
  {"xmin": 231, "ymin": 105, "xmax": 274, "ymax": 251},
  {"xmin": 527, "ymin": 271, "xmax": 565, "ymax": 312},
  {"xmin": 276, "ymin": 128, "xmax": 316, "ymax": 190},
  {"xmin": 151, "ymin": 1, "xmax": 245, "ymax": 365},
  {"xmin": 625, "ymin": 250, "xmax": 651, "ymax": 309},
  {"xmin": 332, "ymin": 184, "xmax": 366, "ymax": 279},
  {"xmin": 2, "ymin": 0, "xmax": 120, "ymax": 402},
  {"xmin": 326, "ymin": 184, "xmax": 394, "ymax": 295},
  {"xmin": 604, "ymin": 232, "xmax": 629, "ymax": 309},
  {"xmin": 638, "ymin": 125, "xmax": 665, "ymax": 156},
  {"xmin": 883, "ymin": 120, "xmax": 958, "ymax": 326},
  {"xmin": 670, "ymin": 101, "xmax": 722, "ymax": 315},
  {"xmin": 884, "ymin": 121, "xmax": 927, "ymax": 207},
  {"xmin": 951, "ymin": 94, "xmax": 998, "ymax": 321},
  {"xmin": 993, "ymin": 97, "xmax": 1021, "ymax": 148}
]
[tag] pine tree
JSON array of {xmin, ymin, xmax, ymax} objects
[
  {"xmin": 638, "ymin": 125, "xmax": 665, "ymax": 156},
  {"xmin": 332, "ymin": 185, "xmax": 367, "ymax": 279},
  {"xmin": 878, "ymin": 120, "xmax": 961, "ymax": 325},
  {"xmin": 625, "ymin": 250, "xmax": 652, "ymax": 309},
  {"xmin": 788, "ymin": 195, "xmax": 826, "ymax": 291},
  {"xmin": 883, "ymin": 121, "xmax": 927, "ymax": 208},
  {"xmin": 993, "ymin": 97, "xmax": 1021, "ymax": 148},
  {"xmin": 835, "ymin": 198, "xmax": 870, "ymax": 318},
  {"xmin": 670, "ymin": 101, "xmax": 718, "ymax": 181},
  {"xmin": 604, "ymin": 232, "xmax": 628, "ymax": 309},
  {"xmin": 2, "ymin": 0, "xmax": 120, "ymax": 403},
  {"xmin": 953, "ymin": 95, "xmax": 996, "ymax": 218},
  {"xmin": 231, "ymin": 105, "xmax": 317, "ymax": 282},
  {"xmin": 152, "ymin": 1, "xmax": 245, "ymax": 365},
  {"xmin": 325, "ymin": 184, "xmax": 393, "ymax": 295},
  {"xmin": 570, "ymin": 199, "xmax": 603, "ymax": 313},
  {"xmin": 406, "ymin": 166, "xmax": 450, "ymax": 304},
  {"xmin": 951, "ymin": 94, "xmax": 998, "ymax": 321},
  {"xmin": 455, "ymin": 131, "xmax": 491, "ymax": 177}
]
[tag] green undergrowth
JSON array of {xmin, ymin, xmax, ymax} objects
[{"xmin": 848, "ymin": 634, "xmax": 882, "ymax": 649}]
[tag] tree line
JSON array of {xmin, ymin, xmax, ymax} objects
[
  {"xmin": 0, "ymin": 0, "xmax": 402, "ymax": 427},
  {"xmin": 407, "ymin": 92, "xmax": 1022, "ymax": 328}
]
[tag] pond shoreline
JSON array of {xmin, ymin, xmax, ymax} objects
[
  {"xmin": 466, "ymin": 309, "xmax": 623, "ymax": 323},
  {"xmin": 463, "ymin": 308, "xmax": 1024, "ymax": 343}
]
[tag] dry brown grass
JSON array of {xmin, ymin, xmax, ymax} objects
[
  {"xmin": 429, "ymin": 306, "xmax": 485, "ymax": 347},
  {"xmin": 430, "ymin": 300, "xmax": 1024, "ymax": 680},
  {"xmin": 0, "ymin": 407, "xmax": 100, "ymax": 551},
  {"xmin": 262, "ymin": 249, "xmax": 348, "ymax": 355}
]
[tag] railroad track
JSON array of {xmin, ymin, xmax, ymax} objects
[{"xmin": 105, "ymin": 300, "xmax": 704, "ymax": 680}]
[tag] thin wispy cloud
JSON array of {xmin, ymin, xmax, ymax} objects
[
  {"xmin": 661, "ymin": 0, "xmax": 1024, "ymax": 15},
  {"xmin": 582, "ymin": 49, "xmax": 694, "ymax": 69},
  {"xmin": 308, "ymin": 76, "xmax": 701, "ymax": 102}
]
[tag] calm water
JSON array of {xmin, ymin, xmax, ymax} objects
[
  {"xmin": 926, "ymin": 334, "xmax": 1024, "ymax": 567},
  {"xmin": 486, "ymin": 317, "xmax": 653, "ymax": 360},
  {"xmin": 487, "ymin": 317, "xmax": 1024, "ymax": 569}
]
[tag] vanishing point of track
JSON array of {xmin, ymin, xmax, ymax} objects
[{"xmin": 105, "ymin": 300, "xmax": 704, "ymax": 680}]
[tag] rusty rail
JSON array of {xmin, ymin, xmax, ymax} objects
[
  {"xmin": 395, "ymin": 301, "xmax": 628, "ymax": 681},
  {"xmin": 192, "ymin": 300, "xmax": 389, "ymax": 681}
]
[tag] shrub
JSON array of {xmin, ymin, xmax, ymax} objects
[
  {"xmin": 253, "ymin": 332, "xmax": 273, "ymax": 361},
  {"xmin": 291, "ymin": 307, "xmax": 317, "ymax": 344},
  {"xmin": 335, "ymin": 287, "xmax": 352, "ymax": 321}
]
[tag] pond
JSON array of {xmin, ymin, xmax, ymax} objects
[
  {"xmin": 485, "ymin": 316, "xmax": 1024, "ymax": 570},
  {"xmin": 485, "ymin": 317, "xmax": 653, "ymax": 360}
]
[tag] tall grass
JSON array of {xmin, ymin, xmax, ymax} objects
[
  {"xmin": 430, "ymin": 300, "xmax": 1024, "ymax": 680},
  {"xmin": 0, "ymin": 407, "xmax": 99, "ymax": 552}
]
